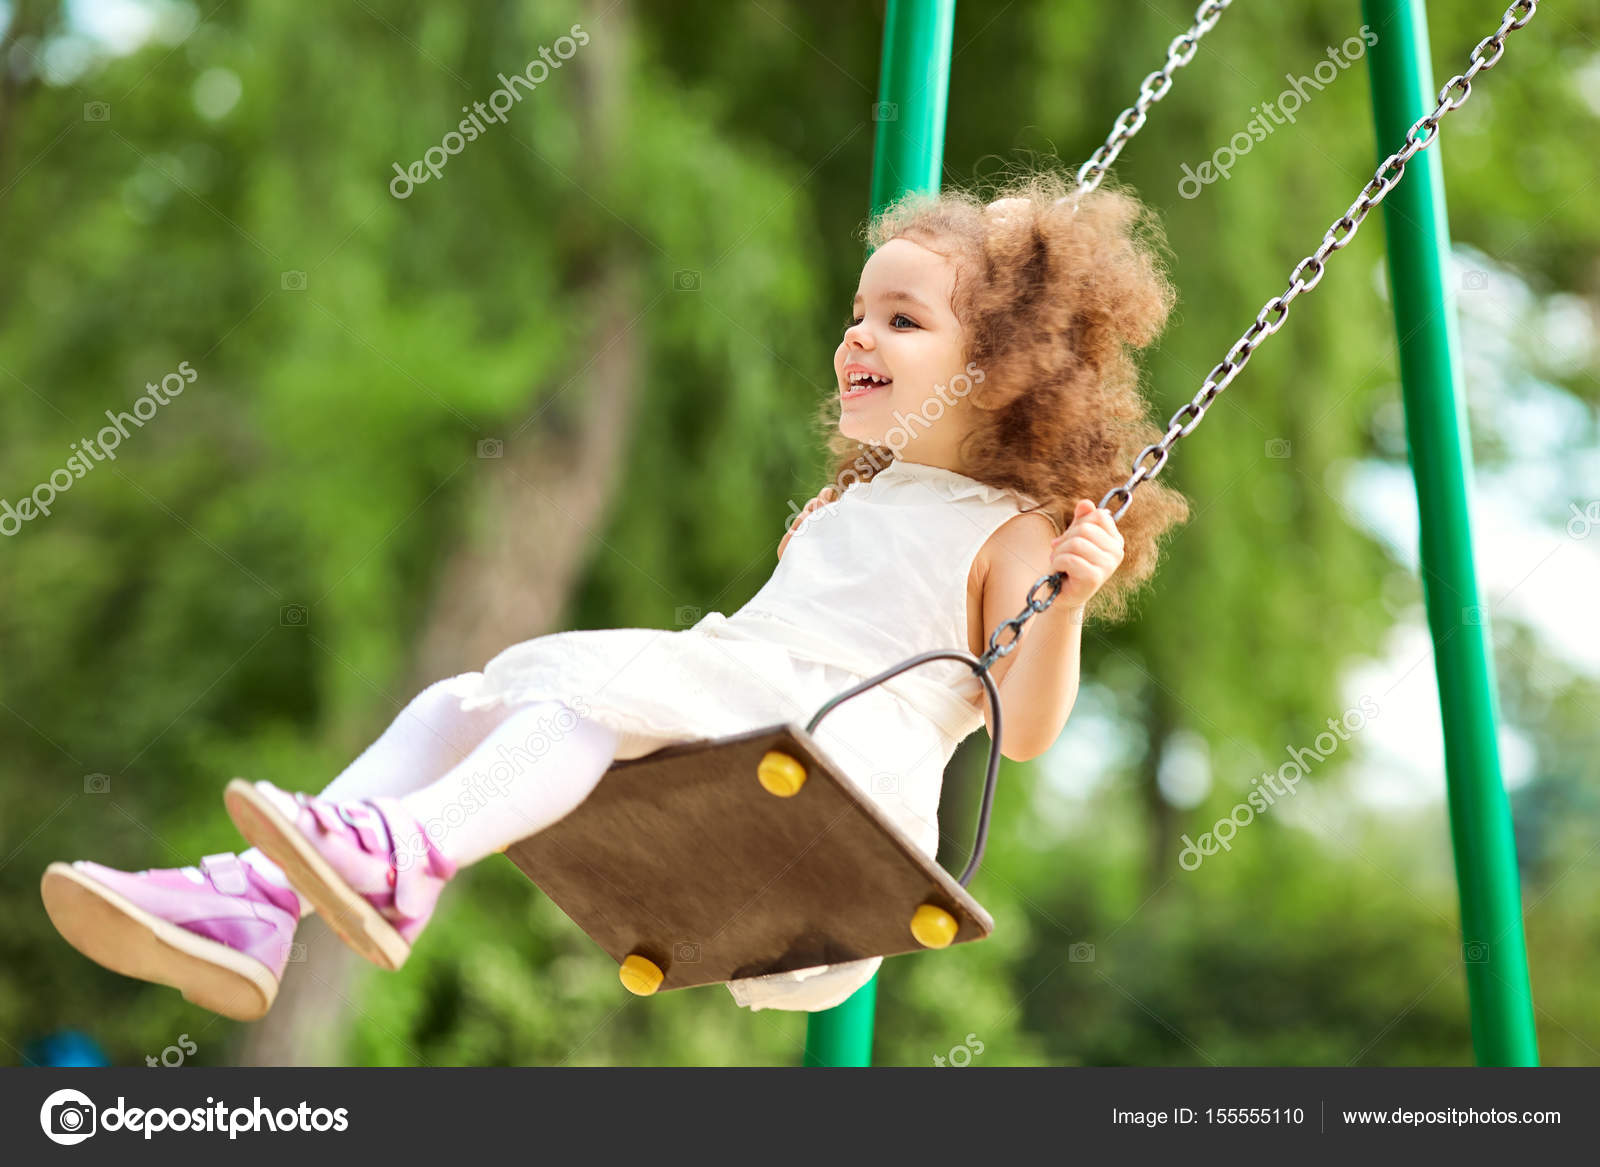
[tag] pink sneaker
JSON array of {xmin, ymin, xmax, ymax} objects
[
  {"xmin": 223, "ymin": 780, "xmax": 456, "ymax": 971},
  {"xmin": 39, "ymin": 853, "xmax": 299, "ymax": 1021}
]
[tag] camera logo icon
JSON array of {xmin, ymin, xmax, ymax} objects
[
  {"xmin": 40, "ymin": 1088, "xmax": 97, "ymax": 1145},
  {"xmin": 83, "ymin": 102, "xmax": 110, "ymax": 122},
  {"xmin": 280, "ymin": 270, "xmax": 307, "ymax": 291},
  {"xmin": 872, "ymin": 102, "xmax": 898, "ymax": 121},
  {"xmin": 476, "ymin": 438, "xmax": 503, "ymax": 459},
  {"xmin": 1462, "ymin": 269, "xmax": 1488, "ymax": 291},
  {"xmin": 1463, "ymin": 940, "xmax": 1489, "ymax": 963},
  {"xmin": 1264, "ymin": 438, "xmax": 1292, "ymax": 458},
  {"xmin": 672, "ymin": 269, "xmax": 700, "ymax": 291},
  {"xmin": 84, "ymin": 773, "xmax": 111, "ymax": 794},
  {"xmin": 280, "ymin": 603, "xmax": 309, "ymax": 626},
  {"xmin": 674, "ymin": 941, "xmax": 701, "ymax": 963},
  {"xmin": 1068, "ymin": 942, "xmax": 1096, "ymax": 963},
  {"xmin": 674, "ymin": 605, "xmax": 703, "ymax": 627}
]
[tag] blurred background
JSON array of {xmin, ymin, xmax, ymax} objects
[{"xmin": 2, "ymin": 0, "xmax": 1597, "ymax": 1067}]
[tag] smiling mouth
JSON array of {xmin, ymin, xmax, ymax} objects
[{"xmin": 842, "ymin": 372, "xmax": 892, "ymax": 400}]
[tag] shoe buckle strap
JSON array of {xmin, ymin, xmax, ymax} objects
[
  {"xmin": 303, "ymin": 798, "xmax": 344, "ymax": 837},
  {"xmin": 371, "ymin": 797, "xmax": 432, "ymax": 920},
  {"xmin": 200, "ymin": 852, "xmax": 249, "ymax": 896},
  {"xmin": 336, "ymin": 802, "xmax": 388, "ymax": 857}
]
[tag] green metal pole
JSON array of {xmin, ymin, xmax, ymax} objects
[
  {"xmin": 867, "ymin": 0, "xmax": 957, "ymax": 216},
  {"xmin": 804, "ymin": 0, "xmax": 955, "ymax": 1069},
  {"xmin": 1361, "ymin": 0, "xmax": 1538, "ymax": 1066},
  {"xmin": 803, "ymin": 974, "xmax": 878, "ymax": 1068}
]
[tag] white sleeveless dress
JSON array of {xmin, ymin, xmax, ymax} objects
[{"xmin": 457, "ymin": 457, "xmax": 1056, "ymax": 1011}]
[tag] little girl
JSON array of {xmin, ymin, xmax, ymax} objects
[{"xmin": 41, "ymin": 170, "xmax": 1187, "ymax": 1025}]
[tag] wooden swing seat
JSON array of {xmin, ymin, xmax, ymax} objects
[{"xmin": 502, "ymin": 722, "xmax": 992, "ymax": 994}]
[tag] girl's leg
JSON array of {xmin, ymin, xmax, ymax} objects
[
  {"xmin": 224, "ymin": 699, "xmax": 619, "ymax": 968},
  {"xmin": 41, "ymin": 673, "xmax": 528, "ymax": 1016},
  {"xmin": 239, "ymin": 673, "xmax": 521, "ymax": 901},
  {"xmin": 398, "ymin": 699, "xmax": 620, "ymax": 867},
  {"xmin": 318, "ymin": 673, "xmax": 524, "ymax": 802}
]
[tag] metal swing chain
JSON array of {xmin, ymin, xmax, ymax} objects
[
  {"xmin": 980, "ymin": 0, "xmax": 1540, "ymax": 672},
  {"xmin": 967, "ymin": 3, "xmax": 1235, "ymax": 671},
  {"xmin": 1074, "ymin": 0, "xmax": 1234, "ymax": 197}
]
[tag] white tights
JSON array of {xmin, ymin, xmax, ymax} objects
[
  {"xmin": 240, "ymin": 674, "xmax": 619, "ymax": 907},
  {"xmin": 237, "ymin": 673, "xmax": 885, "ymax": 1012}
]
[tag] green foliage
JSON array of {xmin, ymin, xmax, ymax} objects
[{"xmin": 2, "ymin": 0, "xmax": 1596, "ymax": 1066}]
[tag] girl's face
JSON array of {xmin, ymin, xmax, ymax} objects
[{"xmin": 833, "ymin": 236, "xmax": 973, "ymax": 462}]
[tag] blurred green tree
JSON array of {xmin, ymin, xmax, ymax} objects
[{"xmin": 1, "ymin": 0, "xmax": 1596, "ymax": 1066}]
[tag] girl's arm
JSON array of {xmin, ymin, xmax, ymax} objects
[{"xmin": 973, "ymin": 501, "xmax": 1125, "ymax": 762}]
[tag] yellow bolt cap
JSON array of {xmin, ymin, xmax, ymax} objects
[
  {"xmin": 910, "ymin": 904, "xmax": 959, "ymax": 949},
  {"xmin": 619, "ymin": 954, "xmax": 664, "ymax": 996},
  {"xmin": 757, "ymin": 750, "xmax": 807, "ymax": 797}
]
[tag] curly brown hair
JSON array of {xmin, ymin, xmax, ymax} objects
[{"xmin": 815, "ymin": 168, "xmax": 1190, "ymax": 622}]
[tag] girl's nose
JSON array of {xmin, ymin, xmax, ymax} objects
[{"xmin": 843, "ymin": 322, "xmax": 874, "ymax": 350}]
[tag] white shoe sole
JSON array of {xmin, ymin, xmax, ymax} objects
[
  {"xmin": 224, "ymin": 779, "xmax": 411, "ymax": 971},
  {"xmin": 40, "ymin": 862, "xmax": 278, "ymax": 1022}
]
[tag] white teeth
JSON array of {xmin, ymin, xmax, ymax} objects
[{"xmin": 847, "ymin": 372, "xmax": 890, "ymax": 386}]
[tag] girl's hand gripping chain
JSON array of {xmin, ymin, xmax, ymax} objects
[{"xmin": 1049, "ymin": 499, "xmax": 1126, "ymax": 609}]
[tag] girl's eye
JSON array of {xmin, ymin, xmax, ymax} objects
[{"xmin": 843, "ymin": 312, "xmax": 919, "ymax": 330}]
